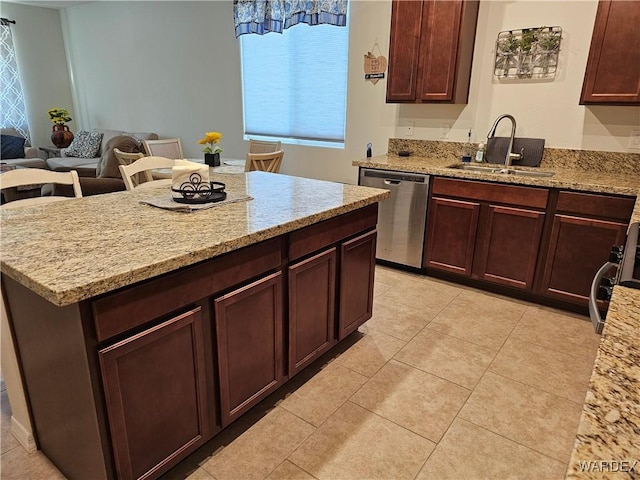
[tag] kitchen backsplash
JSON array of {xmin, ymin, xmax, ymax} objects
[{"xmin": 387, "ymin": 138, "xmax": 640, "ymax": 176}]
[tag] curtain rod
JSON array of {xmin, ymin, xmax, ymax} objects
[{"xmin": 1, "ymin": 18, "xmax": 16, "ymax": 25}]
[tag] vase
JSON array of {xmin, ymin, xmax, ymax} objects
[
  {"xmin": 51, "ymin": 124, "xmax": 74, "ymax": 148},
  {"xmin": 204, "ymin": 152, "xmax": 220, "ymax": 167}
]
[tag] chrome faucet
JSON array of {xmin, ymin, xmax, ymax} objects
[{"xmin": 487, "ymin": 114, "xmax": 522, "ymax": 168}]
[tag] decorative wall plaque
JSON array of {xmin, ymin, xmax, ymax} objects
[{"xmin": 364, "ymin": 41, "xmax": 387, "ymax": 84}]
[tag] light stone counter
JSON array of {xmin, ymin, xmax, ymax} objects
[
  {"xmin": 353, "ymin": 155, "xmax": 640, "ymax": 222},
  {"xmin": 0, "ymin": 171, "xmax": 389, "ymax": 307},
  {"xmin": 353, "ymin": 151, "xmax": 640, "ymax": 479},
  {"xmin": 566, "ymin": 286, "xmax": 640, "ymax": 478}
]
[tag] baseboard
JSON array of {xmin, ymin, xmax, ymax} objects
[{"xmin": 11, "ymin": 415, "xmax": 36, "ymax": 452}]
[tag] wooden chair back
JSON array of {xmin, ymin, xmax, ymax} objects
[
  {"xmin": 1, "ymin": 169, "xmax": 82, "ymax": 209},
  {"xmin": 143, "ymin": 138, "xmax": 184, "ymax": 160},
  {"xmin": 114, "ymin": 148, "xmax": 146, "ymax": 186},
  {"xmin": 248, "ymin": 139, "xmax": 282, "ymax": 154},
  {"xmin": 118, "ymin": 156, "xmax": 176, "ymax": 191},
  {"xmin": 113, "ymin": 148, "xmax": 145, "ymax": 165},
  {"xmin": 245, "ymin": 150, "xmax": 284, "ymax": 173}
]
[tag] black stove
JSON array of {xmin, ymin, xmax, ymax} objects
[
  {"xmin": 614, "ymin": 222, "xmax": 640, "ymax": 289},
  {"xmin": 589, "ymin": 222, "xmax": 639, "ymax": 333}
]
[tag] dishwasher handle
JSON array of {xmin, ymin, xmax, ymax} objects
[{"xmin": 384, "ymin": 179, "xmax": 401, "ymax": 185}]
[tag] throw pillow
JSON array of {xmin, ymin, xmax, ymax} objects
[
  {"xmin": 97, "ymin": 135, "xmax": 144, "ymax": 178},
  {"xmin": 65, "ymin": 130, "xmax": 103, "ymax": 158},
  {"xmin": 0, "ymin": 134, "xmax": 26, "ymax": 159}
]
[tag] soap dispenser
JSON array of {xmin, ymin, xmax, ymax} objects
[{"xmin": 475, "ymin": 142, "xmax": 485, "ymax": 163}]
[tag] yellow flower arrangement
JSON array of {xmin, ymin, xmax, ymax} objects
[
  {"xmin": 198, "ymin": 131, "xmax": 223, "ymax": 154},
  {"xmin": 48, "ymin": 108, "xmax": 72, "ymax": 125}
]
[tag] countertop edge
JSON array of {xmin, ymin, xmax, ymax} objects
[
  {"xmin": 1, "ymin": 193, "xmax": 388, "ymax": 307},
  {"xmin": 353, "ymin": 157, "xmax": 640, "ymax": 197}
]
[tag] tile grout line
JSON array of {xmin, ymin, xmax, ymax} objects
[
  {"xmin": 485, "ymin": 370, "xmax": 589, "ymax": 406},
  {"xmin": 457, "ymin": 415, "xmax": 572, "ymax": 467}
]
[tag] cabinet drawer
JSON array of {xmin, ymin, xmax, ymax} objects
[
  {"xmin": 556, "ymin": 191, "xmax": 635, "ymax": 221},
  {"xmin": 92, "ymin": 237, "xmax": 283, "ymax": 342},
  {"xmin": 432, "ymin": 177, "xmax": 548, "ymax": 209},
  {"xmin": 289, "ymin": 204, "xmax": 378, "ymax": 261}
]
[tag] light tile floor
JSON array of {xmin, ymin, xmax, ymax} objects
[{"xmin": 0, "ymin": 265, "xmax": 601, "ymax": 480}]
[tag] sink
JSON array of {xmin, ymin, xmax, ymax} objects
[{"xmin": 448, "ymin": 164, "xmax": 555, "ymax": 178}]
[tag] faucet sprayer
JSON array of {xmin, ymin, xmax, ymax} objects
[{"xmin": 487, "ymin": 114, "xmax": 523, "ymax": 168}]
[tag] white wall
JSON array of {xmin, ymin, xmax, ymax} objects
[
  {"xmin": 17, "ymin": 0, "xmax": 640, "ymax": 184},
  {"xmin": 2, "ymin": 2, "xmax": 75, "ymax": 149},
  {"xmin": 61, "ymin": 1, "xmax": 244, "ymax": 162}
]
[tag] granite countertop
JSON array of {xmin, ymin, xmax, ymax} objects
[
  {"xmin": 354, "ymin": 152, "xmax": 640, "ymax": 478},
  {"xmin": 354, "ymin": 155, "xmax": 640, "ymax": 223},
  {"xmin": 566, "ymin": 286, "xmax": 640, "ymax": 478},
  {"xmin": 0, "ymin": 171, "xmax": 389, "ymax": 307}
]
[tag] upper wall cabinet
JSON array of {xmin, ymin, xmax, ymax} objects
[
  {"xmin": 580, "ymin": 0, "xmax": 640, "ymax": 105},
  {"xmin": 386, "ymin": 0, "xmax": 479, "ymax": 104}
]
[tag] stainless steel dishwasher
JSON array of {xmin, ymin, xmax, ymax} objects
[{"xmin": 359, "ymin": 168, "xmax": 429, "ymax": 268}]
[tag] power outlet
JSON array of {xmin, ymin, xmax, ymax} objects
[
  {"xmin": 629, "ymin": 130, "xmax": 640, "ymax": 150},
  {"xmin": 441, "ymin": 123, "xmax": 451, "ymax": 139}
]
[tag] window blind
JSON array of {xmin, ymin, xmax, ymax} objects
[{"xmin": 240, "ymin": 21, "xmax": 349, "ymax": 145}]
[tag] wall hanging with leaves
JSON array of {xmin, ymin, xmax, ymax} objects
[{"xmin": 494, "ymin": 26, "xmax": 562, "ymax": 79}]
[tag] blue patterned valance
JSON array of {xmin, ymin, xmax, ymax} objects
[{"xmin": 234, "ymin": 0, "xmax": 348, "ymax": 37}]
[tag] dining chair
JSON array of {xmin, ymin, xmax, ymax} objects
[
  {"xmin": 118, "ymin": 156, "xmax": 176, "ymax": 190},
  {"xmin": 114, "ymin": 148, "xmax": 147, "ymax": 187},
  {"xmin": 245, "ymin": 150, "xmax": 284, "ymax": 173},
  {"xmin": 143, "ymin": 138, "xmax": 184, "ymax": 160},
  {"xmin": 248, "ymin": 139, "xmax": 282, "ymax": 154},
  {"xmin": 114, "ymin": 148, "xmax": 145, "ymax": 166},
  {"xmin": 0, "ymin": 168, "xmax": 82, "ymax": 209}
]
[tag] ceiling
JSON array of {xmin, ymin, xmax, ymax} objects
[{"xmin": 4, "ymin": 1, "xmax": 91, "ymax": 9}]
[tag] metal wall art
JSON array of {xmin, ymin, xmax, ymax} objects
[{"xmin": 494, "ymin": 26, "xmax": 562, "ymax": 79}]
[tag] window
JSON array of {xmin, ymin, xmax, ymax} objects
[
  {"xmin": 0, "ymin": 18, "xmax": 30, "ymax": 141},
  {"xmin": 240, "ymin": 20, "xmax": 349, "ymax": 148}
]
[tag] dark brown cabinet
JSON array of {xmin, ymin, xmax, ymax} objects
[
  {"xmin": 339, "ymin": 230, "xmax": 377, "ymax": 339},
  {"xmin": 215, "ymin": 272, "xmax": 283, "ymax": 427},
  {"xmin": 424, "ymin": 197, "xmax": 480, "ymax": 275},
  {"xmin": 99, "ymin": 307, "xmax": 213, "ymax": 480},
  {"xmin": 386, "ymin": 0, "xmax": 479, "ymax": 103},
  {"xmin": 288, "ymin": 248, "xmax": 337, "ymax": 376},
  {"xmin": 475, "ymin": 205, "xmax": 546, "ymax": 290},
  {"xmin": 539, "ymin": 191, "xmax": 634, "ymax": 304},
  {"xmin": 424, "ymin": 178, "xmax": 548, "ymax": 291},
  {"xmin": 580, "ymin": 0, "xmax": 640, "ymax": 104}
]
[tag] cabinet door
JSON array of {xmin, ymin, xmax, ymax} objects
[
  {"xmin": 99, "ymin": 307, "xmax": 212, "ymax": 480},
  {"xmin": 417, "ymin": 0, "xmax": 463, "ymax": 102},
  {"xmin": 540, "ymin": 215, "xmax": 627, "ymax": 303},
  {"xmin": 475, "ymin": 205, "xmax": 545, "ymax": 290},
  {"xmin": 215, "ymin": 272, "xmax": 283, "ymax": 426},
  {"xmin": 386, "ymin": 0, "xmax": 423, "ymax": 102},
  {"xmin": 289, "ymin": 248, "xmax": 337, "ymax": 377},
  {"xmin": 580, "ymin": 0, "xmax": 640, "ymax": 104},
  {"xmin": 386, "ymin": 0, "xmax": 478, "ymax": 103},
  {"xmin": 338, "ymin": 230, "xmax": 377, "ymax": 339},
  {"xmin": 424, "ymin": 197, "xmax": 480, "ymax": 275}
]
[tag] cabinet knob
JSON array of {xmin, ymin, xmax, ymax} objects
[
  {"xmin": 609, "ymin": 245, "xmax": 624, "ymax": 264},
  {"xmin": 597, "ymin": 285, "xmax": 613, "ymax": 301}
]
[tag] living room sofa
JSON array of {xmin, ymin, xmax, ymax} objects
[
  {"xmin": 46, "ymin": 128, "xmax": 158, "ymax": 196},
  {"xmin": 0, "ymin": 128, "xmax": 47, "ymax": 169}
]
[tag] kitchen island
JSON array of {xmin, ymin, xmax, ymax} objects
[{"xmin": 0, "ymin": 171, "xmax": 389, "ymax": 480}]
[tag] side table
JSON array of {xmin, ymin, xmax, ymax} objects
[{"xmin": 39, "ymin": 146, "xmax": 62, "ymax": 159}]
